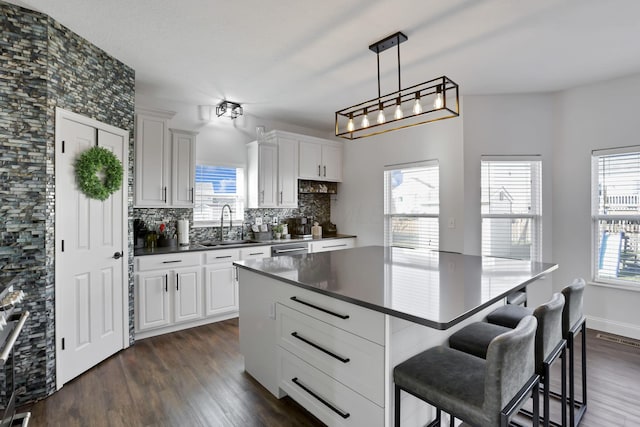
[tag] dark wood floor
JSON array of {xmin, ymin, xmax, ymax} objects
[{"xmin": 21, "ymin": 319, "xmax": 640, "ymax": 427}]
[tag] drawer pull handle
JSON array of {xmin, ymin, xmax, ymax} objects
[
  {"xmin": 291, "ymin": 332, "xmax": 350, "ymax": 363},
  {"xmin": 324, "ymin": 244, "xmax": 347, "ymax": 248},
  {"xmin": 162, "ymin": 260, "xmax": 182, "ymax": 264},
  {"xmin": 249, "ymin": 252, "xmax": 264, "ymax": 256},
  {"xmin": 290, "ymin": 296, "xmax": 350, "ymax": 319},
  {"xmin": 291, "ymin": 377, "xmax": 350, "ymax": 419},
  {"xmin": 215, "ymin": 255, "xmax": 233, "ymax": 259}
]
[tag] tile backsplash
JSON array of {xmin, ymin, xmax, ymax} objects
[{"xmin": 133, "ymin": 188, "xmax": 333, "ymax": 244}]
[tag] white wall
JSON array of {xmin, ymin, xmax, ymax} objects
[
  {"xmin": 553, "ymin": 73, "xmax": 640, "ymax": 339},
  {"xmin": 462, "ymin": 94, "xmax": 555, "ymax": 307},
  {"xmin": 332, "ymin": 116, "xmax": 464, "ymax": 252}
]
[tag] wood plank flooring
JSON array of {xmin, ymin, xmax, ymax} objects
[{"xmin": 21, "ymin": 319, "xmax": 640, "ymax": 427}]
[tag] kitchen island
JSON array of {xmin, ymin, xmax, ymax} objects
[{"xmin": 235, "ymin": 246, "xmax": 557, "ymax": 427}]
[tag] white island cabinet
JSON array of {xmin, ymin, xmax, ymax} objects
[{"xmin": 236, "ymin": 247, "xmax": 558, "ymax": 427}]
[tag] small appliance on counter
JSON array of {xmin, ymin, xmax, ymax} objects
[
  {"xmin": 134, "ymin": 219, "xmax": 147, "ymax": 249},
  {"xmin": 322, "ymin": 221, "xmax": 337, "ymax": 237},
  {"xmin": 288, "ymin": 217, "xmax": 312, "ymax": 238}
]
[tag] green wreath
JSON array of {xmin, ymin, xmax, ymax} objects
[{"xmin": 75, "ymin": 146, "xmax": 123, "ymax": 201}]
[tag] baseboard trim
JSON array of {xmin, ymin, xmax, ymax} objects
[{"xmin": 586, "ymin": 315, "xmax": 640, "ymax": 341}]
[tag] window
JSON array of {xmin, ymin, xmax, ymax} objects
[
  {"xmin": 592, "ymin": 148, "xmax": 640, "ymax": 285},
  {"xmin": 384, "ymin": 161, "xmax": 439, "ymax": 250},
  {"xmin": 193, "ymin": 165, "xmax": 245, "ymax": 224},
  {"xmin": 481, "ymin": 158, "xmax": 542, "ymax": 261}
]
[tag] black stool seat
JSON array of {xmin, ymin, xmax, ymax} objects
[
  {"xmin": 487, "ymin": 304, "xmax": 532, "ymax": 328},
  {"xmin": 449, "ymin": 322, "xmax": 511, "ymax": 359}
]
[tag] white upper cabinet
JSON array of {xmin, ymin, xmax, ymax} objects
[
  {"xmin": 170, "ymin": 129, "xmax": 197, "ymax": 207},
  {"xmin": 277, "ymin": 135, "xmax": 299, "ymax": 207},
  {"xmin": 135, "ymin": 108, "xmax": 197, "ymax": 208},
  {"xmin": 298, "ymin": 137, "xmax": 343, "ymax": 182},
  {"xmin": 135, "ymin": 108, "xmax": 174, "ymax": 207},
  {"xmin": 247, "ymin": 130, "xmax": 299, "ymax": 209}
]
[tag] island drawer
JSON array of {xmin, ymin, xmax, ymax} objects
[
  {"xmin": 135, "ymin": 252, "xmax": 201, "ymax": 272},
  {"xmin": 277, "ymin": 303, "xmax": 384, "ymax": 406},
  {"xmin": 276, "ymin": 283, "xmax": 385, "ymax": 346},
  {"xmin": 279, "ymin": 348, "xmax": 383, "ymax": 427}
]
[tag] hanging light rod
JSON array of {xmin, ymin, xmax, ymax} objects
[{"xmin": 335, "ymin": 31, "xmax": 460, "ymax": 140}]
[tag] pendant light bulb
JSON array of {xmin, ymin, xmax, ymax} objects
[
  {"xmin": 377, "ymin": 103, "xmax": 386, "ymax": 124},
  {"xmin": 361, "ymin": 109, "xmax": 370, "ymax": 128},
  {"xmin": 347, "ymin": 114, "xmax": 355, "ymax": 132},
  {"xmin": 434, "ymin": 85, "xmax": 444, "ymax": 109},
  {"xmin": 394, "ymin": 98, "xmax": 403, "ymax": 120},
  {"xmin": 413, "ymin": 93, "xmax": 423, "ymax": 115}
]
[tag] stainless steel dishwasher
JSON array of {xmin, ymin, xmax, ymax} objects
[{"xmin": 271, "ymin": 242, "xmax": 309, "ymax": 256}]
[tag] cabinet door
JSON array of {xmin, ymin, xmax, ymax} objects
[
  {"xmin": 174, "ymin": 267, "xmax": 203, "ymax": 323},
  {"xmin": 258, "ymin": 144, "xmax": 277, "ymax": 207},
  {"xmin": 298, "ymin": 141, "xmax": 322, "ymax": 179},
  {"xmin": 171, "ymin": 130, "xmax": 196, "ymax": 207},
  {"xmin": 136, "ymin": 271, "xmax": 170, "ymax": 331},
  {"xmin": 321, "ymin": 144, "xmax": 343, "ymax": 182},
  {"xmin": 135, "ymin": 114, "xmax": 170, "ymax": 206},
  {"xmin": 277, "ymin": 136, "xmax": 298, "ymax": 207},
  {"xmin": 204, "ymin": 264, "xmax": 238, "ymax": 316}
]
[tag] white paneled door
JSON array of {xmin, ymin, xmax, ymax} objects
[{"xmin": 55, "ymin": 108, "xmax": 129, "ymax": 388}]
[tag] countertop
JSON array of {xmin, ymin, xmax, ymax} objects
[
  {"xmin": 234, "ymin": 246, "xmax": 558, "ymax": 329},
  {"xmin": 133, "ymin": 234, "xmax": 356, "ymax": 257}
]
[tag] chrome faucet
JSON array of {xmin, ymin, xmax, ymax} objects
[{"xmin": 220, "ymin": 204, "xmax": 232, "ymax": 241}]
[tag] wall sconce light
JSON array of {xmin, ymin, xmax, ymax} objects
[
  {"xmin": 335, "ymin": 32, "xmax": 460, "ymax": 140},
  {"xmin": 216, "ymin": 100, "xmax": 243, "ymax": 119}
]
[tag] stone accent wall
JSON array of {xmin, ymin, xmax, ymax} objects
[{"xmin": 0, "ymin": 2, "xmax": 135, "ymax": 404}]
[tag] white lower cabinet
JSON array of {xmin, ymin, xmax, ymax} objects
[
  {"xmin": 204, "ymin": 264, "xmax": 238, "ymax": 316},
  {"xmin": 279, "ymin": 349, "xmax": 383, "ymax": 427},
  {"xmin": 203, "ymin": 248, "xmax": 240, "ymax": 317},
  {"xmin": 173, "ymin": 267, "xmax": 202, "ymax": 323},
  {"xmin": 275, "ymin": 280, "xmax": 384, "ymax": 426},
  {"xmin": 136, "ymin": 270, "xmax": 170, "ymax": 331},
  {"xmin": 136, "ymin": 266, "xmax": 202, "ymax": 332}
]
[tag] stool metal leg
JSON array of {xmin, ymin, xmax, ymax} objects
[
  {"xmin": 395, "ymin": 384, "xmax": 401, "ymax": 427},
  {"xmin": 568, "ymin": 331, "xmax": 575, "ymax": 427}
]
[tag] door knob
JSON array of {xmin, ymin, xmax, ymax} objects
[{"xmin": 113, "ymin": 251, "xmax": 123, "ymax": 260}]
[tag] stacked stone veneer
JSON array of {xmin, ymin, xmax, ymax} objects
[{"xmin": 0, "ymin": 2, "xmax": 135, "ymax": 405}]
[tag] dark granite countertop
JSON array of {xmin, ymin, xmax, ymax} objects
[
  {"xmin": 134, "ymin": 234, "xmax": 356, "ymax": 257},
  {"xmin": 234, "ymin": 246, "xmax": 558, "ymax": 329}
]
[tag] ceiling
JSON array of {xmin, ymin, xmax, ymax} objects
[{"xmin": 7, "ymin": 0, "xmax": 640, "ymax": 132}]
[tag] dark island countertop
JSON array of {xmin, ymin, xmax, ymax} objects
[
  {"xmin": 234, "ymin": 246, "xmax": 558, "ymax": 329},
  {"xmin": 134, "ymin": 234, "xmax": 356, "ymax": 257}
]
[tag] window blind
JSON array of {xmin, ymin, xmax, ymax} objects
[
  {"xmin": 384, "ymin": 161, "xmax": 439, "ymax": 250},
  {"xmin": 592, "ymin": 150, "xmax": 640, "ymax": 284},
  {"xmin": 481, "ymin": 159, "xmax": 542, "ymax": 261},
  {"xmin": 194, "ymin": 165, "xmax": 245, "ymax": 223}
]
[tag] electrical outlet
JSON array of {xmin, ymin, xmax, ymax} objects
[
  {"xmin": 272, "ymin": 216, "xmax": 278, "ymax": 225},
  {"xmin": 448, "ymin": 218, "xmax": 456, "ymax": 229},
  {"xmin": 255, "ymin": 217, "xmax": 263, "ymax": 225}
]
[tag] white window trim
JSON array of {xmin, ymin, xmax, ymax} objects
[
  {"xmin": 480, "ymin": 157, "xmax": 542, "ymax": 262},
  {"xmin": 193, "ymin": 162, "xmax": 246, "ymax": 226},
  {"xmin": 591, "ymin": 146, "xmax": 640, "ymax": 288},
  {"xmin": 384, "ymin": 159, "xmax": 440, "ymax": 250}
]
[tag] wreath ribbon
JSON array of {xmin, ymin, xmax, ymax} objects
[{"xmin": 75, "ymin": 146, "xmax": 123, "ymax": 201}]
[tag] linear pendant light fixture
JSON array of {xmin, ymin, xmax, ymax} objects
[{"xmin": 335, "ymin": 32, "xmax": 460, "ymax": 140}]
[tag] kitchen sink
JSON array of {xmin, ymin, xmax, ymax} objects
[{"xmin": 197, "ymin": 239, "xmax": 259, "ymax": 247}]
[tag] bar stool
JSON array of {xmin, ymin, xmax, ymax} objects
[
  {"xmin": 451, "ymin": 293, "xmax": 567, "ymax": 427},
  {"xmin": 393, "ymin": 316, "xmax": 540, "ymax": 427},
  {"xmin": 561, "ymin": 278, "xmax": 587, "ymax": 427}
]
